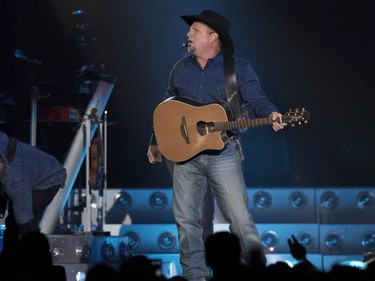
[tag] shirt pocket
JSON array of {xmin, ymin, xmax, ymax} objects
[{"xmin": 174, "ymin": 79, "xmax": 197, "ymax": 100}]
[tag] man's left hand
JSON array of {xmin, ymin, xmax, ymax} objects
[{"xmin": 270, "ymin": 112, "xmax": 287, "ymax": 131}]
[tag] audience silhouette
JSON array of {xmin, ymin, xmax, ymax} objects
[
  {"xmin": 1, "ymin": 230, "xmax": 372, "ymax": 281},
  {"xmin": 85, "ymin": 263, "xmax": 119, "ymax": 281},
  {"xmin": 118, "ymin": 254, "xmax": 167, "ymax": 281},
  {"xmin": 12, "ymin": 231, "xmax": 66, "ymax": 281},
  {"xmin": 264, "ymin": 260, "xmax": 293, "ymax": 281},
  {"xmin": 287, "ymin": 234, "xmax": 320, "ymax": 278},
  {"xmin": 205, "ymin": 231, "xmax": 253, "ymax": 280},
  {"xmin": 365, "ymin": 256, "xmax": 375, "ymax": 281}
]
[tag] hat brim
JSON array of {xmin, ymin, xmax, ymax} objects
[{"xmin": 181, "ymin": 15, "xmax": 234, "ymax": 55}]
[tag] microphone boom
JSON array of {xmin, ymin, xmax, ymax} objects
[{"xmin": 14, "ymin": 49, "xmax": 44, "ymax": 65}]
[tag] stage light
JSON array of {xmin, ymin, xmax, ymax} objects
[
  {"xmin": 114, "ymin": 191, "xmax": 132, "ymax": 210},
  {"xmin": 76, "ymin": 272, "xmax": 86, "ymax": 281},
  {"xmin": 356, "ymin": 191, "xmax": 374, "ymax": 208},
  {"xmin": 101, "ymin": 241, "xmax": 116, "ymax": 262},
  {"xmin": 320, "ymin": 191, "xmax": 339, "ymax": 209},
  {"xmin": 289, "ymin": 191, "xmax": 308, "ymax": 209},
  {"xmin": 75, "ymin": 64, "xmax": 105, "ymax": 95},
  {"xmin": 297, "ymin": 231, "xmax": 316, "ymax": 249},
  {"xmin": 75, "ymin": 243, "xmax": 92, "ymax": 262},
  {"xmin": 361, "ymin": 231, "xmax": 375, "ymax": 252},
  {"xmin": 260, "ymin": 230, "xmax": 279, "ymax": 252},
  {"xmin": 70, "ymin": 9, "xmax": 97, "ymax": 47},
  {"xmin": 75, "ymin": 191, "xmax": 97, "ymax": 210},
  {"xmin": 90, "ymin": 193, "xmax": 98, "ymax": 209},
  {"xmin": 0, "ymin": 224, "xmax": 5, "ymax": 236},
  {"xmin": 254, "ymin": 191, "xmax": 272, "ymax": 209},
  {"xmin": 50, "ymin": 243, "xmax": 64, "ymax": 261},
  {"xmin": 119, "ymin": 240, "xmax": 133, "ymax": 262},
  {"xmin": 158, "ymin": 232, "xmax": 177, "ymax": 250},
  {"xmin": 72, "ymin": 10, "xmax": 90, "ymax": 33},
  {"xmin": 324, "ymin": 232, "xmax": 344, "ymax": 251},
  {"xmin": 122, "ymin": 231, "xmax": 140, "ymax": 251},
  {"xmin": 149, "ymin": 191, "xmax": 168, "ymax": 210}
]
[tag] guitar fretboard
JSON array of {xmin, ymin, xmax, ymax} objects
[{"xmin": 212, "ymin": 117, "xmax": 274, "ymax": 132}]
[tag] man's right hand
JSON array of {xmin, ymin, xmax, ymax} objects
[{"xmin": 147, "ymin": 145, "xmax": 162, "ymax": 164}]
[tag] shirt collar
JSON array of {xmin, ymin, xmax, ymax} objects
[{"xmin": 190, "ymin": 51, "xmax": 225, "ymax": 67}]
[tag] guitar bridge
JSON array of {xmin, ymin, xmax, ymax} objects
[{"xmin": 180, "ymin": 116, "xmax": 190, "ymax": 144}]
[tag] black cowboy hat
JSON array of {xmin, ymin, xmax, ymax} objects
[{"xmin": 181, "ymin": 10, "xmax": 234, "ymax": 55}]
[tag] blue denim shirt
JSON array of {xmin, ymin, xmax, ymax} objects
[
  {"xmin": 150, "ymin": 52, "xmax": 278, "ymax": 144},
  {"xmin": 0, "ymin": 131, "xmax": 67, "ymax": 225}
]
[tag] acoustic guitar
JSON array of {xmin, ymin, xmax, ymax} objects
[{"xmin": 153, "ymin": 96, "xmax": 310, "ymax": 162}]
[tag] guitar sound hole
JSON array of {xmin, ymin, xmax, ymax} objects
[{"xmin": 197, "ymin": 122, "xmax": 214, "ymax": 136}]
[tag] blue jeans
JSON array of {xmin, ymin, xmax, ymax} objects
[{"xmin": 173, "ymin": 140, "xmax": 264, "ymax": 281}]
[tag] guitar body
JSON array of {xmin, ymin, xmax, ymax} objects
[
  {"xmin": 153, "ymin": 96, "xmax": 310, "ymax": 162},
  {"xmin": 153, "ymin": 97, "xmax": 231, "ymax": 162}
]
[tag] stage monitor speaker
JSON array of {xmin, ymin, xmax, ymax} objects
[
  {"xmin": 105, "ymin": 188, "xmax": 174, "ymax": 224},
  {"xmin": 319, "ymin": 224, "xmax": 375, "ymax": 255},
  {"xmin": 48, "ymin": 235, "xmax": 134, "ymax": 264},
  {"xmin": 316, "ymin": 187, "xmax": 375, "ymax": 224},
  {"xmin": 214, "ymin": 223, "xmax": 319, "ymax": 254},
  {"xmin": 118, "ymin": 224, "xmax": 179, "ymax": 254},
  {"xmin": 247, "ymin": 188, "xmax": 316, "ymax": 223},
  {"xmin": 59, "ymin": 254, "xmax": 180, "ymax": 281}
]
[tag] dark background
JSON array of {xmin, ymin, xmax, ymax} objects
[{"xmin": 0, "ymin": 0, "xmax": 374, "ymax": 188}]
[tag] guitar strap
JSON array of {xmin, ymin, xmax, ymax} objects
[
  {"xmin": 223, "ymin": 54, "xmax": 242, "ymax": 120},
  {"xmin": 223, "ymin": 54, "xmax": 245, "ymax": 161}
]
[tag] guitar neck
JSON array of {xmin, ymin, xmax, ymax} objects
[{"xmin": 213, "ymin": 117, "xmax": 274, "ymax": 132}]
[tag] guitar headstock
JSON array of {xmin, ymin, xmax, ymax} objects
[{"xmin": 283, "ymin": 108, "xmax": 310, "ymax": 126}]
